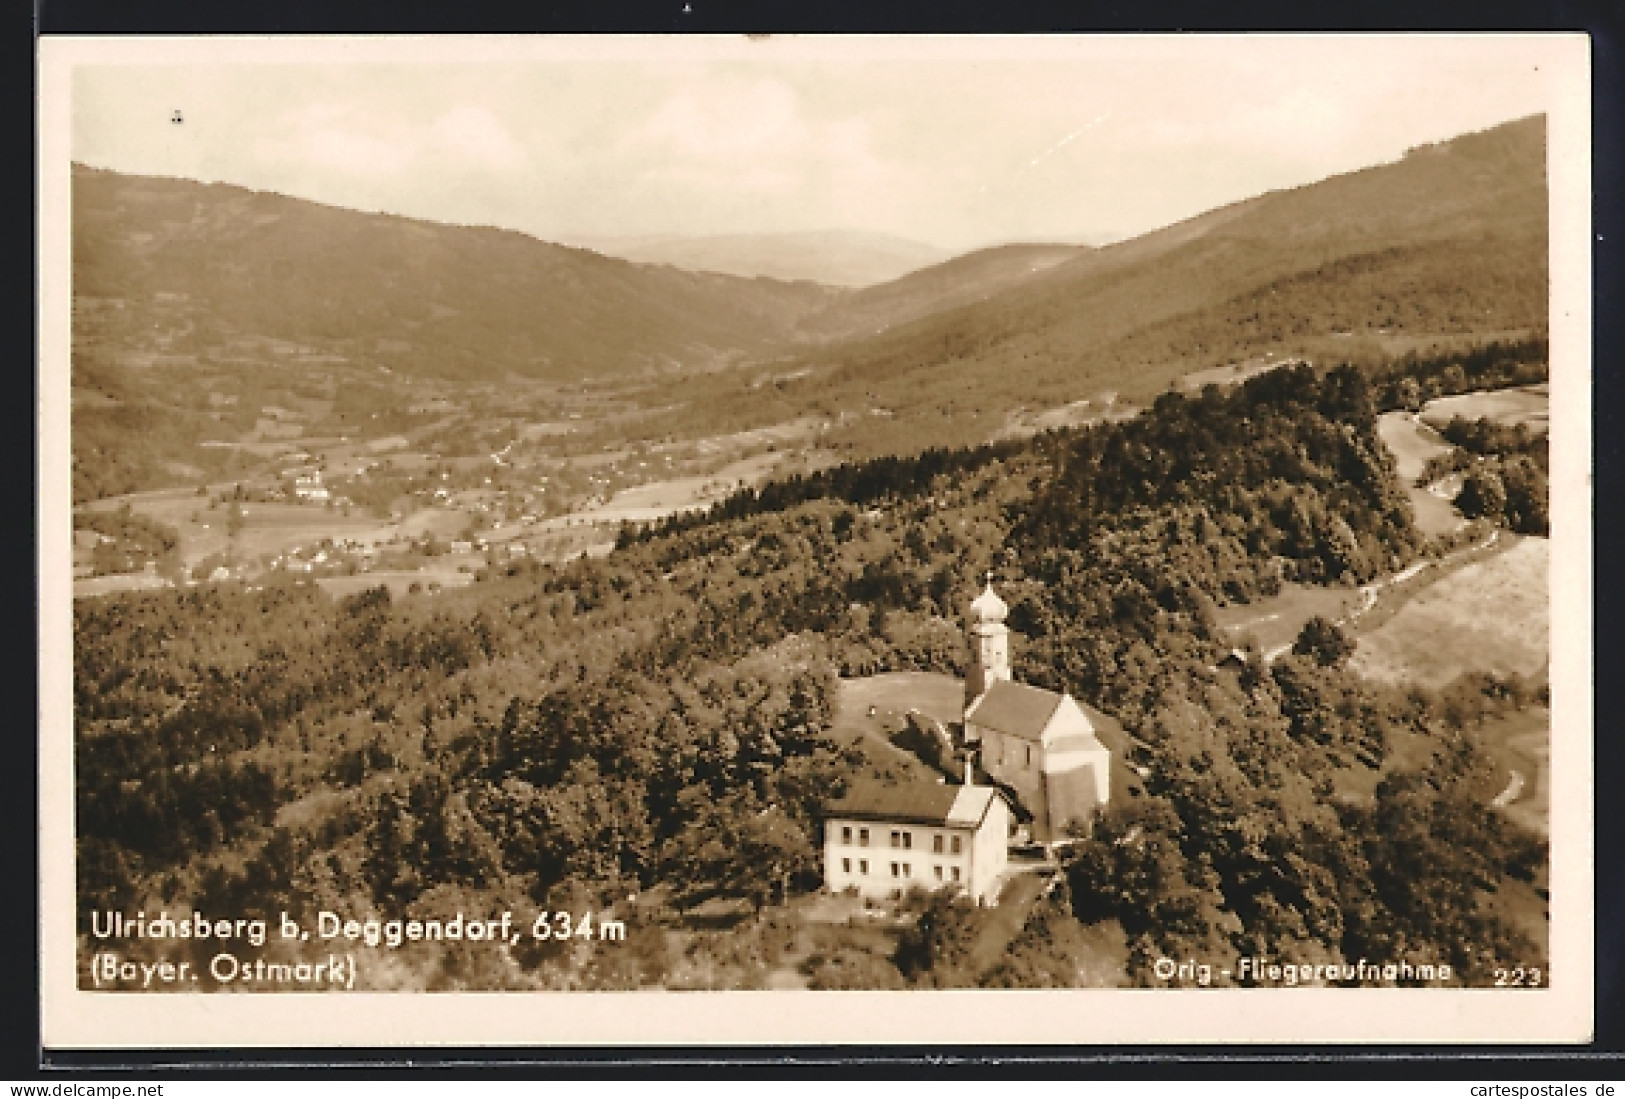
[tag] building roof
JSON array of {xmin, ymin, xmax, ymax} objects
[
  {"xmin": 1047, "ymin": 733, "xmax": 1108, "ymax": 755},
  {"xmin": 946, "ymin": 784, "xmax": 1001, "ymax": 828},
  {"xmin": 828, "ymin": 776, "xmax": 1001, "ymax": 829},
  {"xmin": 965, "ymin": 679, "xmax": 1066, "ymax": 741}
]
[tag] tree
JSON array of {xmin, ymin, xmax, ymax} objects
[
  {"xmin": 1395, "ymin": 377, "xmax": 1423, "ymax": 413},
  {"xmin": 1292, "ymin": 616, "xmax": 1356, "ymax": 667},
  {"xmin": 1455, "ymin": 468, "xmax": 1508, "ymax": 521}
]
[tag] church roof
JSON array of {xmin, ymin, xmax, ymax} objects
[
  {"xmin": 828, "ymin": 776, "xmax": 1002, "ymax": 829},
  {"xmin": 965, "ymin": 679, "xmax": 1066, "ymax": 740},
  {"xmin": 1047, "ymin": 733, "xmax": 1108, "ymax": 755}
]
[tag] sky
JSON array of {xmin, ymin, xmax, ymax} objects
[{"xmin": 63, "ymin": 35, "xmax": 1575, "ymax": 253}]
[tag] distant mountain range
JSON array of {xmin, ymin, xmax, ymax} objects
[
  {"xmin": 69, "ymin": 113, "xmax": 1549, "ymax": 492},
  {"xmin": 774, "ymin": 113, "xmax": 1549, "ymax": 455},
  {"xmin": 71, "ymin": 168, "xmax": 841, "ymax": 385},
  {"xmin": 797, "ymin": 242, "xmax": 1087, "ymax": 340},
  {"xmin": 567, "ymin": 229, "xmax": 951, "ymax": 287}
]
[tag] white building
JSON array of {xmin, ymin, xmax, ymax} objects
[
  {"xmin": 962, "ymin": 577, "xmax": 1114, "ymax": 843},
  {"xmin": 293, "ymin": 471, "xmax": 329, "ymax": 502},
  {"xmin": 823, "ymin": 777, "xmax": 1010, "ymax": 905}
]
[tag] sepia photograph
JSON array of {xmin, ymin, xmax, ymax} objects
[{"xmin": 37, "ymin": 33, "xmax": 1593, "ymax": 1047}]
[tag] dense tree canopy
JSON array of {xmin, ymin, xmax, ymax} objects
[{"xmin": 75, "ymin": 345, "xmax": 1548, "ymax": 989}]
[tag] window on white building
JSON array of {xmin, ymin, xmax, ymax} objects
[
  {"xmin": 842, "ymin": 826, "xmax": 852, "ymax": 844},
  {"xmin": 902, "ymin": 832, "xmax": 912, "ymax": 850},
  {"xmin": 950, "ymin": 835, "xmax": 962, "ymax": 855},
  {"xmin": 932, "ymin": 834, "xmax": 944, "ymax": 854},
  {"xmin": 933, "ymin": 865, "xmax": 943, "ymax": 881},
  {"xmin": 903, "ymin": 863, "xmax": 912, "ymax": 877},
  {"xmin": 859, "ymin": 860, "xmax": 868, "ymax": 875},
  {"xmin": 842, "ymin": 858, "xmax": 851, "ymax": 873},
  {"xmin": 859, "ymin": 828, "xmax": 869, "ymax": 846},
  {"xmin": 952, "ymin": 866, "xmax": 962, "ymax": 882},
  {"xmin": 890, "ymin": 831, "xmax": 901, "ymax": 848}
]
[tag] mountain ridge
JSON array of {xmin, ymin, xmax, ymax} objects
[
  {"xmin": 761, "ymin": 114, "xmax": 1548, "ymax": 457},
  {"xmin": 71, "ymin": 164, "xmax": 842, "ymax": 386},
  {"xmin": 569, "ymin": 228, "xmax": 950, "ymax": 287}
]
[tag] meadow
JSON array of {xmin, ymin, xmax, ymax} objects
[
  {"xmin": 1212, "ymin": 581, "xmax": 1362, "ymax": 657},
  {"xmin": 1420, "ymin": 385, "xmax": 1550, "ymax": 434},
  {"xmin": 1348, "ymin": 535, "xmax": 1548, "ymax": 689}
]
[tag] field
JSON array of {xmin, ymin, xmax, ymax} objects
[
  {"xmin": 78, "ymin": 488, "xmax": 397, "ymax": 567},
  {"xmin": 1328, "ymin": 724, "xmax": 1443, "ymax": 805},
  {"xmin": 72, "ymin": 572, "xmax": 171, "ymax": 599},
  {"xmin": 1473, "ymin": 703, "xmax": 1551, "ymax": 950},
  {"xmin": 989, "ymin": 393, "xmax": 1137, "ymax": 442},
  {"xmin": 1212, "ymin": 582, "xmax": 1362, "ymax": 657},
  {"xmin": 1473, "ymin": 706, "xmax": 1550, "ymax": 837},
  {"xmin": 583, "ymin": 452, "xmax": 794, "ymax": 522},
  {"xmin": 1420, "ymin": 385, "xmax": 1549, "ymax": 434},
  {"xmin": 1348, "ymin": 536, "xmax": 1548, "ymax": 689},
  {"xmin": 1375, "ymin": 412, "xmax": 1465, "ymax": 539},
  {"xmin": 1177, "ymin": 353, "xmax": 1301, "ymax": 391},
  {"xmin": 831, "ymin": 672, "xmax": 967, "ymax": 782},
  {"xmin": 315, "ymin": 568, "xmax": 477, "ymax": 600}
]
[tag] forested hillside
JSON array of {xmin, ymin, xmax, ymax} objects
[
  {"xmin": 796, "ymin": 243, "xmax": 1086, "ymax": 340},
  {"xmin": 72, "ymin": 166, "xmax": 838, "ymax": 385},
  {"xmin": 752, "ymin": 115, "xmax": 1548, "ymax": 458},
  {"xmin": 76, "ymin": 346, "xmax": 1548, "ymax": 990}
]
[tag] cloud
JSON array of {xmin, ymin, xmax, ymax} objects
[
  {"xmin": 615, "ymin": 74, "xmax": 891, "ymax": 208},
  {"xmin": 430, "ymin": 105, "xmax": 527, "ymax": 170},
  {"xmin": 254, "ymin": 102, "xmax": 528, "ymax": 180}
]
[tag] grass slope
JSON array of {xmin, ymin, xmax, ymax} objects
[{"xmin": 1349, "ymin": 535, "xmax": 1549, "ymax": 688}]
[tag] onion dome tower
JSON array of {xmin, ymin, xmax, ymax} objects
[{"xmin": 964, "ymin": 571, "xmax": 1012, "ymax": 712}]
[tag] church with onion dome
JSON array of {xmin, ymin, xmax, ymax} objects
[
  {"xmin": 961, "ymin": 573, "xmax": 1114, "ymax": 844},
  {"xmin": 822, "ymin": 575, "xmax": 1116, "ymax": 904}
]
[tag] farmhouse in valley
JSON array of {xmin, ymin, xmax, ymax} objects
[{"xmin": 962, "ymin": 575, "xmax": 1113, "ymax": 842}]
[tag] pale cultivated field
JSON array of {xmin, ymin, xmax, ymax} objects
[
  {"xmin": 1377, "ymin": 412, "xmax": 1453, "ymax": 481},
  {"xmin": 1349, "ymin": 536, "xmax": 1548, "ymax": 688},
  {"xmin": 79, "ymin": 489, "xmax": 397, "ymax": 566},
  {"xmin": 1479, "ymin": 707, "xmax": 1549, "ymax": 837},
  {"xmin": 72, "ymin": 573, "xmax": 171, "ymax": 599},
  {"xmin": 1420, "ymin": 387, "xmax": 1549, "ymax": 434},
  {"xmin": 600, "ymin": 452, "xmax": 788, "ymax": 515},
  {"xmin": 1178, "ymin": 354, "xmax": 1300, "ymax": 391},
  {"xmin": 990, "ymin": 393, "xmax": 1136, "ymax": 442}
]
